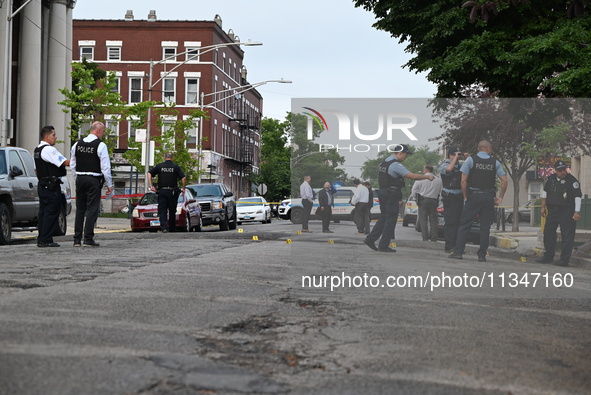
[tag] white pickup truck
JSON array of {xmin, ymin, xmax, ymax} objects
[
  {"xmin": 278, "ymin": 186, "xmax": 381, "ymax": 224},
  {"xmin": 0, "ymin": 146, "xmax": 71, "ymax": 244}
]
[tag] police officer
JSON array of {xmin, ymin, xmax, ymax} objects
[
  {"xmin": 449, "ymin": 140, "xmax": 508, "ymax": 262},
  {"xmin": 70, "ymin": 121, "xmax": 113, "ymax": 247},
  {"xmin": 535, "ymin": 160, "xmax": 582, "ymax": 267},
  {"xmin": 34, "ymin": 126, "xmax": 70, "ymax": 247},
  {"xmin": 364, "ymin": 144, "xmax": 434, "ymax": 253},
  {"xmin": 147, "ymin": 152, "xmax": 186, "ymax": 233},
  {"xmin": 439, "ymin": 147, "xmax": 464, "ymax": 253}
]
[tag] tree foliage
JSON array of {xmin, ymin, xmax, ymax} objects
[
  {"xmin": 60, "ymin": 60, "xmax": 206, "ymax": 183},
  {"xmin": 248, "ymin": 117, "xmax": 292, "ymax": 203},
  {"xmin": 289, "ymin": 113, "xmax": 348, "ymax": 195},
  {"xmin": 353, "ymin": 0, "xmax": 591, "ymax": 97}
]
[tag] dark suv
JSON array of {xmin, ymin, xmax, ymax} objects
[{"xmin": 187, "ymin": 183, "xmax": 236, "ymax": 231}]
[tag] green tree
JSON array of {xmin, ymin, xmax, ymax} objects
[
  {"xmin": 289, "ymin": 113, "xmax": 348, "ymax": 195},
  {"xmin": 60, "ymin": 60, "xmax": 206, "ymax": 183},
  {"xmin": 249, "ymin": 117, "xmax": 292, "ymax": 203},
  {"xmin": 353, "ymin": 0, "xmax": 591, "ymax": 97}
]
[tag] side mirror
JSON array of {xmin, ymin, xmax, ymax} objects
[
  {"xmin": 9, "ymin": 165, "xmax": 23, "ymax": 178},
  {"xmin": 187, "ymin": 199, "xmax": 196, "ymax": 204},
  {"xmin": 224, "ymin": 191, "xmax": 233, "ymax": 198}
]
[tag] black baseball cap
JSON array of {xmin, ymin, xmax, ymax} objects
[
  {"xmin": 448, "ymin": 147, "xmax": 461, "ymax": 155},
  {"xmin": 393, "ymin": 144, "xmax": 413, "ymax": 155},
  {"xmin": 554, "ymin": 160, "xmax": 568, "ymax": 170}
]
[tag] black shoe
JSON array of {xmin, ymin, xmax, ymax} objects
[
  {"xmin": 83, "ymin": 240, "xmax": 100, "ymax": 247},
  {"xmin": 535, "ymin": 256, "xmax": 553, "ymax": 264},
  {"xmin": 323, "ymin": 230, "xmax": 334, "ymax": 233},
  {"xmin": 73, "ymin": 240, "xmax": 81, "ymax": 247},
  {"xmin": 448, "ymin": 252, "xmax": 463, "ymax": 260},
  {"xmin": 363, "ymin": 238, "xmax": 378, "ymax": 251},
  {"xmin": 477, "ymin": 254, "xmax": 487, "ymax": 262},
  {"xmin": 160, "ymin": 229, "xmax": 169, "ymax": 233},
  {"xmin": 38, "ymin": 242, "xmax": 60, "ymax": 248},
  {"xmin": 378, "ymin": 247, "xmax": 397, "ymax": 253},
  {"xmin": 552, "ymin": 259, "xmax": 569, "ymax": 267},
  {"xmin": 444, "ymin": 249, "xmax": 453, "ymax": 253}
]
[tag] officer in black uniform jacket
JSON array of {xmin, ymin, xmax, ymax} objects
[
  {"xmin": 536, "ymin": 160, "xmax": 582, "ymax": 267},
  {"xmin": 34, "ymin": 126, "xmax": 70, "ymax": 247},
  {"xmin": 449, "ymin": 140, "xmax": 508, "ymax": 262},
  {"xmin": 70, "ymin": 121, "xmax": 113, "ymax": 247},
  {"xmin": 147, "ymin": 152, "xmax": 187, "ymax": 232}
]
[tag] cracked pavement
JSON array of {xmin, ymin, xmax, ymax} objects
[{"xmin": 0, "ymin": 222, "xmax": 590, "ymax": 394}]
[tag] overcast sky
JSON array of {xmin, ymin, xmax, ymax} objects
[{"xmin": 73, "ymin": 0, "xmax": 436, "ymax": 121}]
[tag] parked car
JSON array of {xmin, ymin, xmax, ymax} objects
[
  {"xmin": 0, "ymin": 146, "xmax": 71, "ymax": 244},
  {"xmin": 504, "ymin": 199, "xmax": 534, "ymax": 223},
  {"xmin": 186, "ymin": 183, "xmax": 236, "ymax": 231},
  {"xmin": 278, "ymin": 187, "xmax": 380, "ymax": 224},
  {"xmin": 130, "ymin": 189, "xmax": 202, "ymax": 232},
  {"xmin": 402, "ymin": 194, "xmax": 418, "ymax": 227},
  {"xmin": 236, "ymin": 196, "xmax": 272, "ymax": 224}
]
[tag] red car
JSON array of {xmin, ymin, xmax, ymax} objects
[{"xmin": 131, "ymin": 189, "xmax": 202, "ymax": 232}]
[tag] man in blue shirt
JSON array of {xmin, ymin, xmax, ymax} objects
[
  {"xmin": 449, "ymin": 140, "xmax": 508, "ymax": 262},
  {"xmin": 364, "ymin": 144, "xmax": 434, "ymax": 252}
]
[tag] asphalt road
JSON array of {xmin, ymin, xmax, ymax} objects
[{"xmin": 1, "ymin": 218, "xmax": 590, "ymax": 394}]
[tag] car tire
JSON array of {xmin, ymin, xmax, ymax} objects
[
  {"xmin": 184, "ymin": 214, "xmax": 191, "ymax": 232},
  {"xmin": 267, "ymin": 216, "xmax": 272, "ymax": 224},
  {"xmin": 261, "ymin": 213, "xmax": 267, "ymax": 224},
  {"xmin": 194, "ymin": 215, "xmax": 202, "ymax": 232},
  {"xmin": 0, "ymin": 202, "xmax": 12, "ymax": 245},
  {"xmin": 237, "ymin": 221, "xmax": 242, "ymax": 225},
  {"xmin": 402, "ymin": 218, "xmax": 409, "ymax": 227},
  {"xmin": 219, "ymin": 212, "xmax": 230, "ymax": 231},
  {"xmin": 228, "ymin": 210, "xmax": 237, "ymax": 230},
  {"xmin": 290, "ymin": 207, "xmax": 303, "ymax": 224},
  {"xmin": 54, "ymin": 205, "xmax": 67, "ymax": 236}
]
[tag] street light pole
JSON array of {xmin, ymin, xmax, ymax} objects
[
  {"xmin": 197, "ymin": 79, "xmax": 292, "ymax": 185},
  {"xmin": 142, "ymin": 40, "xmax": 262, "ymax": 192}
]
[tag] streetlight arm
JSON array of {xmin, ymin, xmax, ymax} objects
[{"xmin": 201, "ymin": 79, "xmax": 292, "ymax": 108}]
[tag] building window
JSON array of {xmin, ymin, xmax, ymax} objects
[
  {"xmin": 186, "ymin": 78, "xmax": 199, "ymax": 104},
  {"xmin": 129, "ymin": 78, "xmax": 142, "ymax": 103},
  {"xmin": 183, "ymin": 116, "xmax": 198, "ymax": 150},
  {"xmin": 186, "ymin": 48, "xmax": 199, "ymax": 61},
  {"xmin": 128, "ymin": 120, "xmax": 138, "ymax": 142},
  {"xmin": 80, "ymin": 47, "xmax": 93, "ymax": 61},
  {"xmin": 105, "ymin": 118, "xmax": 120, "ymax": 149},
  {"xmin": 108, "ymin": 47, "xmax": 121, "ymax": 61},
  {"xmin": 163, "ymin": 78, "xmax": 175, "ymax": 104},
  {"xmin": 163, "ymin": 47, "xmax": 176, "ymax": 61},
  {"xmin": 111, "ymin": 77, "xmax": 120, "ymax": 94}
]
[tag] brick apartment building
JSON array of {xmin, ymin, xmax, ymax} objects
[{"xmin": 73, "ymin": 11, "xmax": 263, "ymax": 197}]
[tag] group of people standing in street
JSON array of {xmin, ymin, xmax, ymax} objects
[
  {"xmin": 299, "ymin": 140, "xmax": 583, "ymax": 267},
  {"xmin": 35, "ymin": 121, "xmax": 113, "ymax": 248},
  {"xmin": 35, "ymin": 121, "xmax": 186, "ymax": 247}
]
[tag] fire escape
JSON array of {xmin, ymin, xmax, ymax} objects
[{"xmin": 226, "ymin": 105, "xmax": 260, "ymax": 196}]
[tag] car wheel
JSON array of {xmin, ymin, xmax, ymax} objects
[
  {"xmin": 402, "ymin": 218, "xmax": 409, "ymax": 227},
  {"xmin": 0, "ymin": 203, "xmax": 11, "ymax": 245},
  {"xmin": 237, "ymin": 221, "xmax": 242, "ymax": 225},
  {"xmin": 261, "ymin": 213, "xmax": 267, "ymax": 224},
  {"xmin": 194, "ymin": 215, "xmax": 202, "ymax": 232},
  {"xmin": 54, "ymin": 205, "xmax": 67, "ymax": 236},
  {"xmin": 219, "ymin": 212, "xmax": 230, "ymax": 231},
  {"xmin": 228, "ymin": 211, "xmax": 237, "ymax": 230},
  {"xmin": 290, "ymin": 207, "xmax": 303, "ymax": 224},
  {"xmin": 184, "ymin": 213, "xmax": 191, "ymax": 232},
  {"xmin": 267, "ymin": 215, "xmax": 272, "ymax": 224}
]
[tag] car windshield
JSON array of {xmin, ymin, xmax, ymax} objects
[
  {"xmin": 190, "ymin": 185, "xmax": 221, "ymax": 197},
  {"xmin": 139, "ymin": 193, "xmax": 158, "ymax": 205},
  {"xmin": 237, "ymin": 198, "xmax": 263, "ymax": 207}
]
